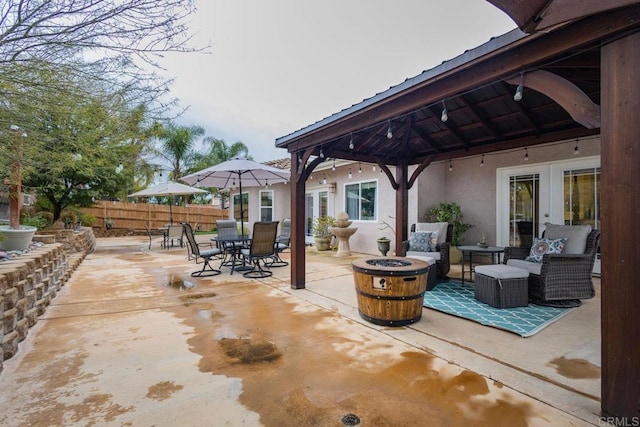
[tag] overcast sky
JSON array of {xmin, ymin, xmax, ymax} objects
[{"xmin": 158, "ymin": 0, "xmax": 517, "ymax": 162}]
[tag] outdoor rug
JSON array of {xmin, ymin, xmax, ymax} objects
[{"xmin": 422, "ymin": 281, "xmax": 575, "ymax": 337}]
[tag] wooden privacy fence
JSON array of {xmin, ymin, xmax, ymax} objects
[{"xmin": 82, "ymin": 200, "xmax": 228, "ymax": 232}]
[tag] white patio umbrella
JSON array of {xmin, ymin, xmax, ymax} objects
[
  {"xmin": 128, "ymin": 180, "xmax": 209, "ymax": 224},
  {"xmin": 181, "ymin": 157, "xmax": 290, "ymax": 235}
]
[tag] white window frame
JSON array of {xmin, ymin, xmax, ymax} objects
[
  {"xmin": 259, "ymin": 190, "xmax": 274, "ymax": 222},
  {"xmin": 344, "ymin": 179, "xmax": 378, "ymax": 222}
]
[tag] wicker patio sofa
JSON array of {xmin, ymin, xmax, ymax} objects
[
  {"xmin": 503, "ymin": 224, "xmax": 601, "ymax": 307},
  {"xmin": 401, "ymin": 222, "xmax": 454, "ymax": 281}
]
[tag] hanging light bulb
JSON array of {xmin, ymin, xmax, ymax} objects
[
  {"xmin": 372, "ymin": 165, "xmax": 376, "ymax": 172},
  {"xmin": 524, "ymin": 147, "xmax": 529, "ymax": 161},
  {"xmin": 448, "ymin": 160, "xmax": 453, "ymax": 172},
  {"xmin": 348, "ymin": 169, "xmax": 352, "ymax": 179},
  {"xmin": 232, "ymin": 179, "xmax": 236, "ymax": 189},
  {"xmin": 319, "ymin": 145, "xmax": 324, "ymax": 158},
  {"xmin": 264, "ymin": 179, "xmax": 269, "ymax": 188},
  {"xmin": 514, "ymin": 72, "xmax": 524, "ymax": 101},
  {"xmin": 386, "ymin": 120, "xmax": 393, "ymax": 139},
  {"xmin": 574, "ymin": 141, "xmax": 579, "ymax": 155},
  {"xmin": 332, "ymin": 159, "xmax": 336, "ymax": 171},
  {"xmin": 349, "ymin": 133, "xmax": 354, "ymax": 150},
  {"xmin": 322, "ymin": 176, "xmax": 327, "ymax": 185},
  {"xmin": 358, "ymin": 163, "xmax": 362, "ymax": 173},
  {"xmin": 441, "ymin": 101, "xmax": 448, "ymax": 122},
  {"xmin": 480, "ymin": 154, "xmax": 485, "ymax": 167}
]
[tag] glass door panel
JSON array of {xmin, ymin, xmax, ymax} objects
[
  {"xmin": 509, "ymin": 174, "xmax": 540, "ymax": 247},
  {"xmin": 563, "ymin": 168, "xmax": 600, "ymax": 229}
]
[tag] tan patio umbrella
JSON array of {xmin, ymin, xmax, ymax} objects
[
  {"xmin": 181, "ymin": 157, "xmax": 290, "ymax": 235},
  {"xmin": 128, "ymin": 180, "xmax": 209, "ymax": 224}
]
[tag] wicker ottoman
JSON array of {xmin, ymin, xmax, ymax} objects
[{"xmin": 474, "ymin": 264, "xmax": 529, "ymax": 308}]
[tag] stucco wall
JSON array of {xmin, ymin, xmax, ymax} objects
[
  {"xmin": 241, "ymin": 136, "xmax": 601, "ymax": 256},
  {"xmin": 416, "ymin": 136, "xmax": 601, "ymax": 247}
]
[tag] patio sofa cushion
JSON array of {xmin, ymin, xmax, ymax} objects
[
  {"xmin": 543, "ymin": 223, "xmax": 592, "ymax": 254},
  {"xmin": 406, "ymin": 250, "xmax": 441, "ymax": 262},
  {"xmin": 408, "ymin": 231, "xmax": 438, "ymax": 252},
  {"xmin": 506, "ymin": 258, "xmax": 542, "ymax": 275},
  {"xmin": 525, "ymin": 237, "xmax": 566, "ymax": 262},
  {"xmin": 415, "ymin": 222, "xmax": 448, "ymax": 245}
]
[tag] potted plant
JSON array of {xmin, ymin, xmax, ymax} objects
[
  {"xmin": 104, "ymin": 218, "xmax": 114, "ymax": 230},
  {"xmin": 427, "ymin": 202, "xmax": 474, "ymax": 264},
  {"xmin": 0, "ymin": 125, "xmax": 37, "ymax": 251},
  {"xmin": 312, "ymin": 215, "xmax": 335, "ymax": 251}
]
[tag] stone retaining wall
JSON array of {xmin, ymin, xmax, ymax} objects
[{"xmin": 0, "ymin": 227, "xmax": 95, "ymax": 373}]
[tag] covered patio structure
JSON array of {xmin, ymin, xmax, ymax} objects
[{"xmin": 275, "ymin": 2, "xmax": 640, "ymax": 421}]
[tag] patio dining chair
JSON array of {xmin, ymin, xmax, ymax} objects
[
  {"xmin": 266, "ymin": 218, "xmax": 290, "ymax": 267},
  {"xmin": 182, "ymin": 223, "xmax": 223, "ymax": 277},
  {"xmin": 240, "ymin": 221, "xmax": 279, "ymax": 278},
  {"xmin": 164, "ymin": 224, "xmax": 184, "ymax": 248}
]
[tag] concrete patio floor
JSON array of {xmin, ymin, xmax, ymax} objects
[{"xmin": 0, "ymin": 236, "xmax": 602, "ymax": 426}]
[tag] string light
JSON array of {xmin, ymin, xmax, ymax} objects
[
  {"xmin": 448, "ymin": 160, "xmax": 453, "ymax": 172},
  {"xmin": 524, "ymin": 147, "xmax": 529, "ymax": 161},
  {"xmin": 514, "ymin": 72, "xmax": 524, "ymax": 101},
  {"xmin": 358, "ymin": 163, "xmax": 362, "ymax": 173},
  {"xmin": 372, "ymin": 165, "xmax": 376, "ymax": 172},
  {"xmin": 319, "ymin": 145, "xmax": 324, "ymax": 158},
  {"xmin": 441, "ymin": 100, "xmax": 448, "ymax": 122},
  {"xmin": 348, "ymin": 168, "xmax": 352, "ymax": 179},
  {"xmin": 480, "ymin": 154, "xmax": 484, "ymax": 167},
  {"xmin": 322, "ymin": 175, "xmax": 327, "ymax": 185},
  {"xmin": 332, "ymin": 159, "xmax": 336, "ymax": 171},
  {"xmin": 349, "ymin": 133, "xmax": 354, "ymax": 150},
  {"xmin": 574, "ymin": 140, "xmax": 579, "ymax": 155},
  {"xmin": 386, "ymin": 120, "xmax": 393, "ymax": 139}
]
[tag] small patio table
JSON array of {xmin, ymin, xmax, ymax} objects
[{"xmin": 457, "ymin": 245, "xmax": 505, "ymax": 286}]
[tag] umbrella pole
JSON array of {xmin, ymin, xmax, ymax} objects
[
  {"xmin": 239, "ymin": 174, "xmax": 245, "ymax": 236},
  {"xmin": 169, "ymin": 196, "xmax": 173, "ymax": 224}
]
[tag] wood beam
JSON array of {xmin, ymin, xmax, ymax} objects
[
  {"xmin": 600, "ymin": 30, "xmax": 640, "ymax": 423},
  {"xmin": 290, "ymin": 152, "xmax": 306, "ymax": 289},
  {"xmin": 505, "ymin": 70, "xmax": 601, "ymax": 128}
]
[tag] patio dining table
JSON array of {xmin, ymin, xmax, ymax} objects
[{"xmin": 211, "ymin": 235, "xmax": 251, "ymax": 275}]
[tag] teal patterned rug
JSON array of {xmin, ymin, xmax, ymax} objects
[{"xmin": 423, "ymin": 281, "xmax": 575, "ymax": 337}]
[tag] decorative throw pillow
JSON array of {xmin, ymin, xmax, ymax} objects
[
  {"xmin": 525, "ymin": 237, "xmax": 567, "ymax": 263},
  {"xmin": 409, "ymin": 231, "xmax": 439, "ymax": 252}
]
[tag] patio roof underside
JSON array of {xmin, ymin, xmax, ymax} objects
[{"xmin": 275, "ymin": 6, "xmax": 640, "ymax": 168}]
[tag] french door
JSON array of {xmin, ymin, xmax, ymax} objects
[
  {"xmin": 304, "ymin": 190, "xmax": 329, "ymax": 244},
  {"xmin": 497, "ymin": 156, "xmax": 601, "ymax": 274}
]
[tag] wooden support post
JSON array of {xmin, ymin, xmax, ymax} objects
[
  {"xmin": 290, "ymin": 153, "xmax": 306, "ymax": 289},
  {"xmin": 601, "ymin": 30, "xmax": 640, "ymax": 422},
  {"xmin": 395, "ymin": 160, "xmax": 409, "ymax": 256}
]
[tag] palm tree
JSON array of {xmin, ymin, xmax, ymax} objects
[{"xmin": 156, "ymin": 122, "xmax": 205, "ymax": 180}]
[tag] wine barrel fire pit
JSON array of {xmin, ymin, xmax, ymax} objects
[{"xmin": 352, "ymin": 257, "xmax": 431, "ymax": 326}]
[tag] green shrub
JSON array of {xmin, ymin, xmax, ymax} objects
[{"xmin": 20, "ymin": 212, "xmax": 48, "ymax": 229}]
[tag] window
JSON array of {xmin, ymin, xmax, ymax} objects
[
  {"xmin": 259, "ymin": 190, "xmax": 273, "ymax": 221},
  {"xmin": 232, "ymin": 192, "xmax": 248, "ymax": 223},
  {"xmin": 345, "ymin": 180, "xmax": 376, "ymax": 221}
]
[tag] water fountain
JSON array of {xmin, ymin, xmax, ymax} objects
[{"xmin": 330, "ymin": 212, "xmax": 357, "ymax": 257}]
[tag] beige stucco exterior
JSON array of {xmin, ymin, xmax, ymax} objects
[{"xmin": 238, "ymin": 135, "xmax": 600, "ymax": 255}]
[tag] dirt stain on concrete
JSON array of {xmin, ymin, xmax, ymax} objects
[
  {"xmin": 146, "ymin": 381, "xmax": 184, "ymax": 401},
  {"xmin": 166, "ymin": 279, "xmax": 538, "ymax": 427},
  {"xmin": 549, "ymin": 357, "xmax": 601, "ymax": 379}
]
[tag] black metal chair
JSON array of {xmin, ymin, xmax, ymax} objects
[
  {"xmin": 240, "ymin": 221, "xmax": 278, "ymax": 278},
  {"xmin": 182, "ymin": 223, "xmax": 223, "ymax": 277},
  {"xmin": 266, "ymin": 218, "xmax": 290, "ymax": 267}
]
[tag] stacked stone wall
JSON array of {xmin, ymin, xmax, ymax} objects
[{"xmin": 0, "ymin": 227, "xmax": 95, "ymax": 373}]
